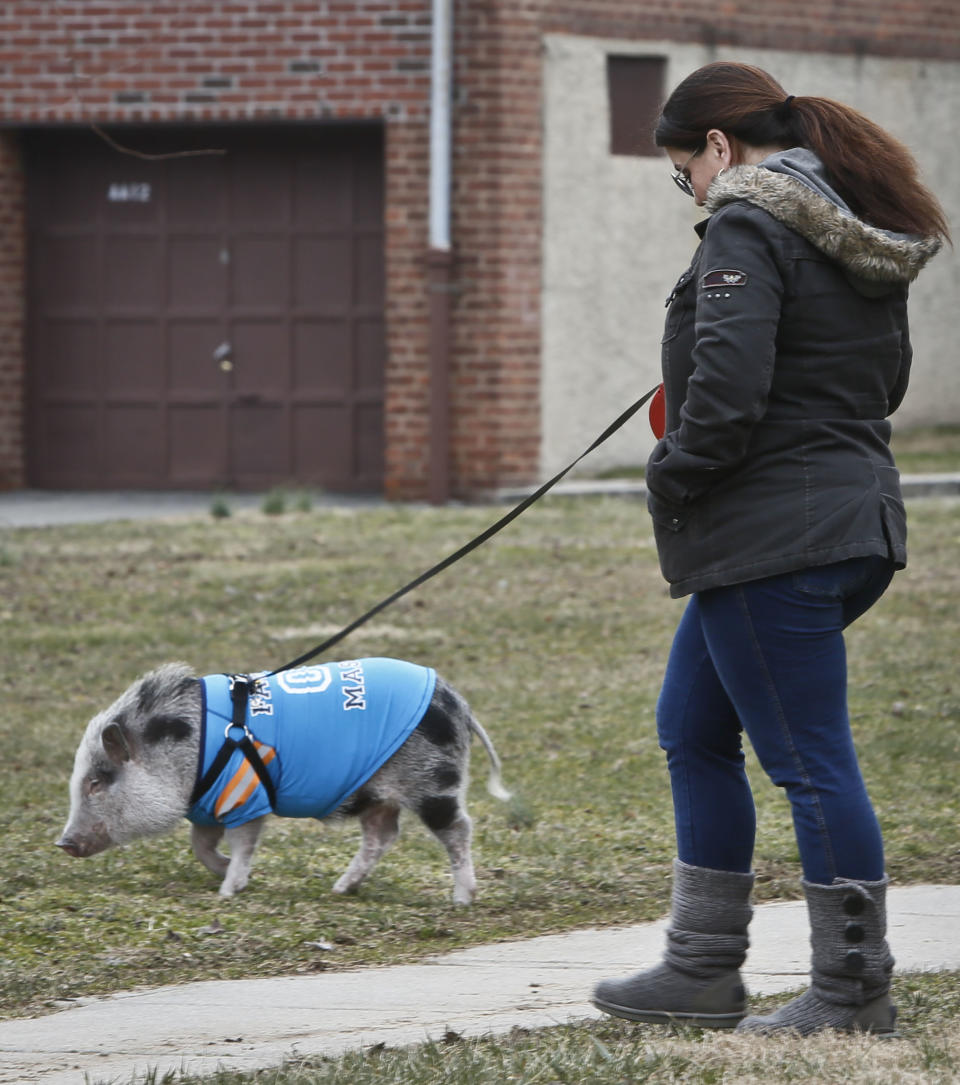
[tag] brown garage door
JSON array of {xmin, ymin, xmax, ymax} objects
[{"xmin": 25, "ymin": 124, "xmax": 385, "ymax": 492}]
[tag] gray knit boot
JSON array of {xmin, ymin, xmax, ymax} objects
[
  {"xmin": 737, "ymin": 875, "xmax": 897, "ymax": 1036},
  {"xmin": 592, "ymin": 859, "xmax": 754, "ymax": 1028}
]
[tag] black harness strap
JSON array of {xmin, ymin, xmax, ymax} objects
[{"xmin": 189, "ymin": 675, "xmax": 278, "ymax": 811}]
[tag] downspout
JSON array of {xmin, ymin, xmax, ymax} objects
[{"xmin": 427, "ymin": 0, "xmax": 454, "ymax": 504}]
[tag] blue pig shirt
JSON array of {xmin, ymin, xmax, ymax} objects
[{"xmin": 188, "ymin": 659, "xmax": 437, "ymax": 827}]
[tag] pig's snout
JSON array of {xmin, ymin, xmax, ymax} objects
[{"xmin": 55, "ymin": 826, "xmax": 111, "ymax": 857}]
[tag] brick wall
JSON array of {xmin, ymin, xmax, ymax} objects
[
  {"xmin": 1, "ymin": 1, "xmax": 958, "ymax": 496},
  {"xmin": 0, "ymin": 1, "xmax": 434, "ymax": 122},
  {"xmin": 384, "ymin": 118, "xmax": 431, "ymax": 494}
]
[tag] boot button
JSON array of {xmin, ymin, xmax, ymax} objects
[
  {"xmin": 844, "ymin": 949, "xmax": 865, "ymax": 973},
  {"xmin": 844, "ymin": 921, "xmax": 865, "ymax": 943},
  {"xmin": 842, "ymin": 893, "xmax": 865, "ymax": 916}
]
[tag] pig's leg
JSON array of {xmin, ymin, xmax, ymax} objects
[
  {"xmin": 419, "ymin": 797, "xmax": 476, "ymax": 905},
  {"xmin": 219, "ymin": 817, "xmax": 266, "ymax": 898},
  {"xmin": 332, "ymin": 804, "xmax": 400, "ymax": 895},
  {"xmin": 191, "ymin": 823, "xmax": 230, "ymax": 879}
]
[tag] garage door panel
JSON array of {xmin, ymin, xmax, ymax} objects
[
  {"xmin": 355, "ymin": 402, "xmax": 384, "ymax": 482},
  {"xmin": 169, "ymin": 238, "xmax": 227, "ymax": 310},
  {"xmin": 37, "ymin": 238, "xmax": 100, "ymax": 309},
  {"xmin": 231, "ymin": 149, "xmax": 291, "ymax": 225},
  {"xmin": 104, "ymin": 237, "xmax": 163, "ymax": 309},
  {"xmin": 355, "ymin": 317, "xmax": 386, "ymax": 391},
  {"xmin": 232, "ymin": 320, "xmax": 289, "ymax": 394},
  {"xmin": 38, "ymin": 405, "xmax": 100, "ymax": 479},
  {"xmin": 104, "ymin": 320, "xmax": 163, "ymax": 394},
  {"xmin": 169, "ymin": 406, "xmax": 226, "ymax": 482},
  {"xmin": 167, "ymin": 160, "xmax": 224, "ymax": 224},
  {"xmin": 293, "ymin": 319, "xmax": 350, "ymax": 393},
  {"xmin": 104, "ymin": 406, "xmax": 164, "ymax": 478},
  {"xmin": 168, "ymin": 321, "xmax": 228, "ymax": 395},
  {"xmin": 294, "ymin": 237, "xmax": 352, "ymax": 311},
  {"xmin": 231, "ymin": 237, "xmax": 289, "ymax": 309},
  {"xmin": 293, "ymin": 404, "xmax": 349, "ymax": 485},
  {"xmin": 34, "ymin": 157, "xmax": 103, "ymax": 226},
  {"xmin": 36, "ymin": 319, "xmax": 99, "ymax": 395},
  {"xmin": 355, "ymin": 236, "xmax": 384, "ymax": 307},
  {"xmin": 231, "ymin": 404, "xmax": 289, "ymax": 477},
  {"xmin": 295, "ymin": 150, "xmax": 351, "ymax": 226},
  {"xmin": 353, "ymin": 147, "xmax": 384, "ymax": 226}
]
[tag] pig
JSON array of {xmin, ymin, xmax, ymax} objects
[{"xmin": 57, "ymin": 658, "xmax": 510, "ymax": 904}]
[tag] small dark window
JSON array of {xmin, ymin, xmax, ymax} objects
[{"xmin": 607, "ymin": 55, "xmax": 666, "ymax": 157}]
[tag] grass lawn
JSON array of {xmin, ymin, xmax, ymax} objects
[
  {"xmin": 891, "ymin": 425, "xmax": 960, "ymax": 475},
  {"xmin": 1, "ymin": 495, "xmax": 957, "ymax": 1047}
]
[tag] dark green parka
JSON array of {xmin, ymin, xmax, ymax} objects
[{"xmin": 646, "ymin": 148, "xmax": 941, "ymax": 597}]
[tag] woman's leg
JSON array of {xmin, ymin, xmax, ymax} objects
[
  {"xmin": 592, "ymin": 597, "xmax": 756, "ymax": 1026},
  {"xmin": 700, "ymin": 557, "xmax": 899, "ymax": 1035},
  {"xmin": 695, "ymin": 557, "xmax": 893, "ymax": 885},
  {"xmin": 657, "ymin": 595, "xmax": 755, "ymax": 873}
]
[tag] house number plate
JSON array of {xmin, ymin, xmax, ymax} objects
[{"xmin": 107, "ymin": 183, "xmax": 152, "ymax": 203}]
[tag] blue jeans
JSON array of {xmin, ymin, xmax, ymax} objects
[{"xmin": 656, "ymin": 555, "xmax": 895, "ymax": 885}]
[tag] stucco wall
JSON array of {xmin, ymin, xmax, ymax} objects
[{"xmin": 541, "ymin": 36, "xmax": 960, "ymax": 477}]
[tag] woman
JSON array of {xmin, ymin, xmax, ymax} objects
[{"xmin": 592, "ymin": 62, "xmax": 947, "ymax": 1035}]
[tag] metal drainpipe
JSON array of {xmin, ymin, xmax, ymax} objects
[{"xmin": 427, "ymin": 0, "xmax": 454, "ymax": 505}]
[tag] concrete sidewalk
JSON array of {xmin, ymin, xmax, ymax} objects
[
  {"xmin": 0, "ymin": 490, "xmax": 381, "ymax": 528},
  {"xmin": 0, "ymin": 885, "xmax": 957, "ymax": 1085}
]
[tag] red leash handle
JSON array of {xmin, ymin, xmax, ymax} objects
[{"xmin": 649, "ymin": 384, "xmax": 665, "ymax": 439}]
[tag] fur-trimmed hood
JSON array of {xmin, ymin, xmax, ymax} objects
[{"xmin": 704, "ymin": 148, "xmax": 941, "ymax": 286}]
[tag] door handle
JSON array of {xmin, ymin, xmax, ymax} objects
[{"xmin": 213, "ymin": 341, "xmax": 233, "ymax": 371}]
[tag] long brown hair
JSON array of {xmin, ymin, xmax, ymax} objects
[{"xmin": 655, "ymin": 62, "xmax": 950, "ymax": 241}]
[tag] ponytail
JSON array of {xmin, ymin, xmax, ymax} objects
[{"xmin": 655, "ymin": 62, "xmax": 950, "ymax": 241}]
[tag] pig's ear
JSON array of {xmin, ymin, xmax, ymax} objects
[{"xmin": 102, "ymin": 720, "xmax": 134, "ymax": 765}]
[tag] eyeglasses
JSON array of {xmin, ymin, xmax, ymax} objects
[{"xmin": 671, "ymin": 147, "xmax": 702, "ymax": 197}]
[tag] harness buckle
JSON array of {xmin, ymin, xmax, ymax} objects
[{"xmin": 224, "ymin": 719, "xmax": 255, "ymax": 743}]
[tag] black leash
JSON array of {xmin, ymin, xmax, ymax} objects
[{"xmin": 267, "ymin": 382, "xmax": 661, "ymax": 677}]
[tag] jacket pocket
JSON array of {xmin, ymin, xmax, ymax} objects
[{"xmin": 647, "ymin": 492, "xmax": 688, "ymax": 533}]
